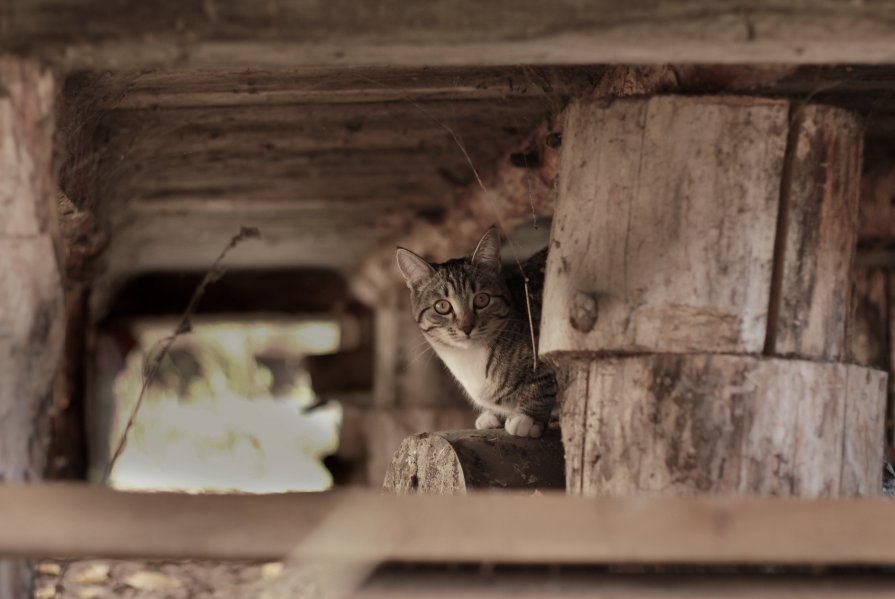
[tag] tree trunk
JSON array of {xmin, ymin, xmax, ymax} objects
[
  {"xmin": 543, "ymin": 96, "xmax": 885, "ymax": 498},
  {"xmin": 0, "ymin": 57, "xmax": 62, "ymax": 598},
  {"xmin": 559, "ymin": 355, "xmax": 884, "ymax": 497},
  {"xmin": 383, "ymin": 429, "xmax": 565, "ymax": 494}
]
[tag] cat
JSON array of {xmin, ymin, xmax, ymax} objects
[{"xmin": 395, "ymin": 226, "xmax": 556, "ymax": 438}]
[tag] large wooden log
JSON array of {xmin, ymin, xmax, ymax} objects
[
  {"xmin": 0, "ymin": 57, "xmax": 62, "ymax": 599},
  {"xmin": 382, "ymin": 429, "xmax": 564, "ymax": 494},
  {"xmin": 542, "ymin": 97, "xmax": 861, "ymax": 359},
  {"xmin": 559, "ymin": 355, "xmax": 885, "ymax": 497},
  {"xmin": 543, "ymin": 96, "xmax": 884, "ymax": 498}
]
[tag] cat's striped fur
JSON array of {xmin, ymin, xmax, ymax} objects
[{"xmin": 396, "ymin": 227, "xmax": 556, "ymax": 438}]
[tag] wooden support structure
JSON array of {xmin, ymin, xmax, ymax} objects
[
  {"xmin": 0, "ymin": 58, "xmax": 63, "ymax": 598},
  {"xmin": 3, "ymin": 484, "xmax": 895, "ymax": 565},
  {"xmin": 353, "ymin": 570, "xmax": 895, "ymax": 599},
  {"xmin": 382, "ymin": 429, "xmax": 565, "ymax": 494},
  {"xmin": 542, "ymin": 96, "xmax": 885, "ymax": 497},
  {"xmin": 8, "ymin": 2, "xmax": 895, "ymax": 70}
]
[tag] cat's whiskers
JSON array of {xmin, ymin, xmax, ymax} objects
[{"xmin": 403, "ymin": 344, "xmax": 436, "ymax": 369}]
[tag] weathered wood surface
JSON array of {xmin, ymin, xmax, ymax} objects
[
  {"xmin": 542, "ymin": 96, "xmax": 788, "ymax": 356},
  {"xmin": 354, "ymin": 570, "xmax": 895, "ymax": 599},
  {"xmin": 542, "ymin": 96, "xmax": 866, "ymax": 359},
  {"xmin": 848, "ymin": 266, "xmax": 894, "ymax": 454},
  {"xmin": 366, "ymin": 407, "xmax": 473, "ymax": 487},
  {"xmin": 6, "ymin": 485, "xmax": 895, "ymax": 565},
  {"xmin": 9, "ymin": 2, "xmax": 895, "ymax": 69},
  {"xmin": 849, "ymin": 267, "xmax": 890, "ymax": 370},
  {"xmin": 382, "ymin": 429, "xmax": 565, "ymax": 494},
  {"xmin": 0, "ymin": 57, "xmax": 62, "ymax": 599},
  {"xmin": 559, "ymin": 355, "xmax": 886, "ymax": 498},
  {"xmin": 769, "ymin": 105, "xmax": 863, "ymax": 359}
]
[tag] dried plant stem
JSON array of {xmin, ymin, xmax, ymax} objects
[
  {"xmin": 54, "ymin": 227, "xmax": 259, "ymax": 599},
  {"xmin": 102, "ymin": 226, "xmax": 260, "ymax": 481}
]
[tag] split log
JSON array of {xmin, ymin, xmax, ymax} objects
[
  {"xmin": 559, "ymin": 355, "xmax": 885, "ymax": 497},
  {"xmin": 0, "ymin": 57, "xmax": 62, "ymax": 598},
  {"xmin": 383, "ymin": 429, "xmax": 565, "ymax": 494},
  {"xmin": 541, "ymin": 96, "xmax": 862, "ymax": 359},
  {"xmin": 849, "ymin": 267, "xmax": 890, "ymax": 370},
  {"xmin": 769, "ymin": 105, "xmax": 863, "ymax": 359},
  {"xmin": 543, "ymin": 96, "xmax": 885, "ymax": 498}
]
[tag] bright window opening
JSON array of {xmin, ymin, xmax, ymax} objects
[{"xmin": 107, "ymin": 319, "xmax": 343, "ymax": 493}]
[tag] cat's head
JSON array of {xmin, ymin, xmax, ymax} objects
[{"xmin": 396, "ymin": 227, "xmax": 510, "ymax": 349}]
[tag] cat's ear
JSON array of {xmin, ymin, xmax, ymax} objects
[
  {"xmin": 396, "ymin": 248, "xmax": 435, "ymax": 289},
  {"xmin": 472, "ymin": 225, "xmax": 501, "ymax": 271}
]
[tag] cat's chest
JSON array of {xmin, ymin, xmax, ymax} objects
[{"xmin": 432, "ymin": 344, "xmax": 491, "ymax": 402}]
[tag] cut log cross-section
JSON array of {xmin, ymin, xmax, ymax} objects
[
  {"xmin": 543, "ymin": 96, "xmax": 886, "ymax": 498},
  {"xmin": 383, "ymin": 429, "xmax": 565, "ymax": 494},
  {"xmin": 0, "ymin": 57, "xmax": 63, "ymax": 598}
]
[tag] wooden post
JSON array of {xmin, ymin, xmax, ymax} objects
[
  {"xmin": 0, "ymin": 57, "xmax": 63, "ymax": 597},
  {"xmin": 543, "ymin": 96, "xmax": 886, "ymax": 497},
  {"xmin": 382, "ymin": 429, "xmax": 565, "ymax": 494}
]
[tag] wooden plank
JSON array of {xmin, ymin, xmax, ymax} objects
[
  {"xmin": 353, "ymin": 570, "xmax": 895, "ymax": 599},
  {"xmin": 558, "ymin": 355, "xmax": 886, "ymax": 498},
  {"xmin": 382, "ymin": 429, "xmax": 565, "ymax": 494},
  {"xmin": 770, "ymin": 105, "xmax": 864, "ymax": 360},
  {"xmin": 541, "ymin": 96, "xmax": 787, "ymax": 356},
  {"xmin": 7, "ymin": 485, "xmax": 895, "ymax": 564},
  {"xmin": 9, "ymin": 1, "xmax": 895, "ymax": 69}
]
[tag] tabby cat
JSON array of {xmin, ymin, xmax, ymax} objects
[{"xmin": 396, "ymin": 226, "xmax": 556, "ymax": 438}]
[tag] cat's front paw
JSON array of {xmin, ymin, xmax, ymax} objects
[
  {"xmin": 504, "ymin": 414, "xmax": 544, "ymax": 438},
  {"xmin": 475, "ymin": 411, "xmax": 502, "ymax": 430}
]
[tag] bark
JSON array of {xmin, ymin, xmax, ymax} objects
[
  {"xmin": 770, "ymin": 105, "xmax": 863, "ymax": 359},
  {"xmin": 543, "ymin": 96, "xmax": 885, "ymax": 498},
  {"xmin": 559, "ymin": 355, "xmax": 886, "ymax": 498},
  {"xmin": 383, "ymin": 429, "xmax": 565, "ymax": 494},
  {"xmin": 0, "ymin": 57, "xmax": 61, "ymax": 599}
]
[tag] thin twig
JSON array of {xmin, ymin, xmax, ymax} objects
[
  {"xmin": 103, "ymin": 226, "xmax": 260, "ymax": 481},
  {"xmin": 54, "ymin": 227, "xmax": 259, "ymax": 598}
]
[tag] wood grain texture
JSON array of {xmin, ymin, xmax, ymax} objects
[
  {"xmin": 770, "ymin": 105, "xmax": 863, "ymax": 360},
  {"xmin": 849, "ymin": 267, "xmax": 890, "ymax": 369},
  {"xmin": 0, "ymin": 57, "xmax": 62, "ymax": 599},
  {"xmin": 382, "ymin": 429, "xmax": 565, "ymax": 494},
  {"xmin": 9, "ymin": 1, "xmax": 895, "ymax": 69},
  {"xmin": 6, "ymin": 485, "xmax": 895, "ymax": 565},
  {"xmin": 365, "ymin": 407, "xmax": 474, "ymax": 487},
  {"xmin": 559, "ymin": 355, "xmax": 886, "ymax": 498},
  {"xmin": 355, "ymin": 570, "xmax": 895, "ymax": 599},
  {"xmin": 541, "ymin": 96, "xmax": 787, "ymax": 356}
]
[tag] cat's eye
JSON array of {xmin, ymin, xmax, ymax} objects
[
  {"xmin": 473, "ymin": 293, "xmax": 491, "ymax": 309},
  {"xmin": 434, "ymin": 299, "xmax": 453, "ymax": 315}
]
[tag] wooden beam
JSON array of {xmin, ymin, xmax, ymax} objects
[
  {"xmin": 353, "ymin": 570, "xmax": 895, "ymax": 599},
  {"xmin": 9, "ymin": 1, "xmax": 895, "ymax": 70},
  {"xmin": 4, "ymin": 485, "xmax": 895, "ymax": 564}
]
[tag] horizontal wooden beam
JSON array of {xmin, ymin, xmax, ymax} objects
[
  {"xmin": 8, "ymin": 1, "xmax": 895, "ymax": 70},
  {"xmin": 354, "ymin": 569, "xmax": 895, "ymax": 599},
  {"xmin": 2, "ymin": 484, "xmax": 895, "ymax": 564}
]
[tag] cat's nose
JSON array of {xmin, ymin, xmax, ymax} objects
[{"xmin": 459, "ymin": 320, "xmax": 474, "ymax": 336}]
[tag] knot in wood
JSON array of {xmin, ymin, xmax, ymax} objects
[{"xmin": 569, "ymin": 291, "xmax": 598, "ymax": 332}]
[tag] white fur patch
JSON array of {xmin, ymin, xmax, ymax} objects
[
  {"xmin": 475, "ymin": 411, "xmax": 502, "ymax": 430},
  {"xmin": 432, "ymin": 343, "xmax": 489, "ymax": 403},
  {"xmin": 505, "ymin": 413, "xmax": 535, "ymax": 437}
]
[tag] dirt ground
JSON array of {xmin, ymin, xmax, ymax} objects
[{"xmin": 33, "ymin": 559, "xmax": 284, "ymax": 599}]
